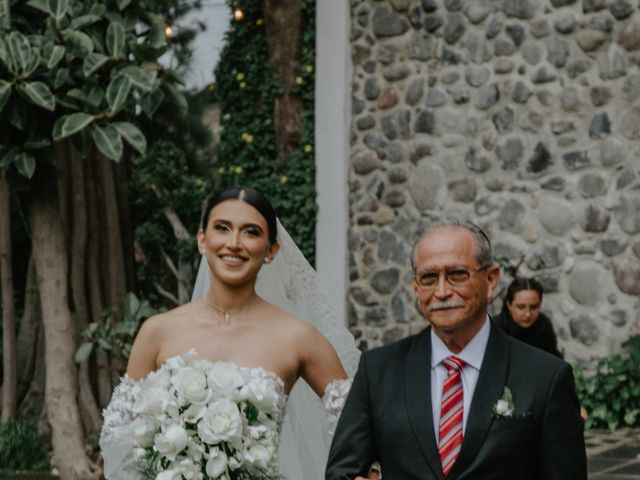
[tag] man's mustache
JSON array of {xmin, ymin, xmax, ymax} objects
[{"xmin": 428, "ymin": 301, "xmax": 465, "ymax": 311}]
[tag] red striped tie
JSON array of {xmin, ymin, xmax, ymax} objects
[{"xmin": 438, "ymin": 356, "xmax": 465, "ymax": 477}]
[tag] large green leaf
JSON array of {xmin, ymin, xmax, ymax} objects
[
  {"xmin": 106, "ymin": 22, "xmax": 125, "ymax": 57},
  {"xmin": 87, "ymin": 86, "xmax": 104, "ymax": 109},
  {"xmin": 25, "ymin": 0, "xmax": 48, "ymax": 14},
  {"xmin": 0, "ymin": 147, "xmax": 19, "ymax": 167},
  {"xmin": 106, "ymin": 74, "xmax": 131, "ymax": 113},
  {"xmin": 146, "ymin": 13, "xmax": 166, "ymax": 49},
  {"xmin": 0, "ymin": 79, "xmax": 11, "ymax": 111},
  {"xmin": 140, "ymin": 89, "xmax": 163, "ymax": 117},
  {"xmin": 0, "ymin": 0, "xmax": 9, "ymax": 30},
  {"xmin": 89, "ymin": 4, "xmax": 106, "ymax": 16},
  {"xmin": 116, "ymin": 0, "xmax": 132, "ymax": 11},
  {"xmin": 18, "ymin": 81, "xmax": 55, "ymax": 111},
  {"xmin": 54, "ymin": 68, "xmax": 69, "ymax": 89},
  {"xmin": 6, "ymin": 100, "xmax": 26, "ymax": 130},
  {"xmin": 113, "ymin": 121, "xmax": 146, "ymax": 155},
  {"xmin": 70, "ymin": 14, "xmax": 101, "ymax": 30},
  {"xmin": 15, "ymin": 152, "xmax": 36, "ymax": 178},
  {"xmin": 70, "ymin": 129, "xmax": 91, "ymax": 157},
  {"xmin": 92, "ymin": 124, "xmax": 122, "ymax": 161},
  {"xmin": 48, "ymin": 0, "xmax": 69, "ymax": 20},
  {"xmin": 63, "ymin": 30, "xmax": 94, "ymax": 59},
  {"xmin": 46, "ymin": 44, "xmax": 65, "ymax": 69},
  {"xmin": 74, "ymin": 342, "xmax": 93, "ymax": 363},
  {"xmin": 24, "ymin": 48, "xmax": 40, "ymax": 76},
  {"xmin": 53, "ymin": 112, "xmax": 95, "ymax": 141},
  {"xmin": 66, "ymin": 88, "xmax": 87, "ymax": 102},
  {"xmin": 24, "ymin": 137, "xmax": 51, "ymax": 149},
  {"xmin": 83, "ymin": 52, "xmax": 109, "ymax": 77},
  {"xmin": 120, "ymin": 65, "xmax": 154, "ymax": 92},
  {"xmin": 7, "ymin": 32, "xmax": 32, "ymax": 75},
  {"xmin": 0, "ymin": 37, "xmax": 8, "ymax": 68}
]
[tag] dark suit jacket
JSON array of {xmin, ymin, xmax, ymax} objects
[{"xmin": 326, "ymin": 321, "xmax": 587, "ymax": 480}]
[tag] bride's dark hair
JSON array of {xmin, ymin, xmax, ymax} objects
[{"xmin": 201, "ymin": 186, "xmax": 278, "ymax": 244}]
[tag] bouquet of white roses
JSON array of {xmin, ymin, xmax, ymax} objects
[{"xmin": 131, "ymin": 352, "xmax": 284, "ymax": 480}]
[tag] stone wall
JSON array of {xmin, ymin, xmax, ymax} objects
[{"xmin": 347, "ymin": 0, "xmax": 640, "ymax": 363}]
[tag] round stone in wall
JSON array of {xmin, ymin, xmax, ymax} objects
[
  {"xmin": 578, "ymin": 172, "xmax": 608, "ymax": 198},
  {"xmin": 568, "ymin": 260, "xmax": 606, "ymax": 306},
  {"xmin": 526, "ymin": 241, "xmax": 568, "ymax": 270},
  {"xmin": 589, "ymin": 112, "xmax": 611, "ymax": 139},
  {"xmin": 614, "ymin": 194, "xmax": 640, "ymax": 234},
  {"xmin": 599, "ymin": 137, "xmax": 626, "ymax": 167},
  {"xmin": 371, "ymin": 268, "xmax": 400, "ymax": 295},
  {"xmin": 465, "ymin": 145, "xmax": 491, "ymax": 173},
  {"xmin": 538, "ymin": 196, "xmax": 576, "ymax": 235},
  {"xmin": 512, "ymin": 81, "xmax": 532, "ymax": 103},
  {"xmin": 496, "ymin": 136, "xmax": 523, "ymax": 170},
  {"xmin": 622, "ymin": 74, "xmax": 640, "ymax": 101},
  {"xmin": 569, "ymin": 313, "xmax": 600, "ymax": 346},
  {"xmin": 353, "ymin": 150, "xmax": 382, "ymax": 175},
  {"xmin": 383, "ymin": 326, "xmax": 407, "ymax": 345},
  {"xmin": 364, "ymin": 306, "xmax": 389, "ymax": 327},
  {"xmin": 613, "ymin": 258, "xmax": 640, "ymax": 296},
  {"xmin": 598, "ymin": 44, "xmax": 628, "ymax": 80},
  {"xmin": 619, "ymin": 105, "xmax": 640, "ymax": 139},
  {"xmin": 378, "ymin": 230, "xmax": 409, "ymax": 264},
  {"xmin": 502, "ymin": 0, "xmax": 541, "ymax": 19},
  {"xmin": 600, "ymin": 238, "xmax": 627, "ymax": 257},
  {"xmin": 444, "ymin": 13, "xmax": 466, "ymax": 44},
  {"xmin": 526, "ymin": 142, "xmax": 552, "ymax": 174},
  {"xmin": 409, "ymin": 162, "xmax": 445, "ymax": 211},
  {"xmin": 465, "ymin": 65, "xmax": 490, "ymax": 87},
  {"xmin": 563, "ymin": 151, "xmax": 591, "ymax": 170},
  {"xmin": 405, "ymin": 78, "xmax": 424, "ymax": 106},
  {"xmin": 580, "ymin": 204, "xmax": 610, "ymax": 233},
  {"xmin": 373, "ymin": 5, "xmax": 410, "ymax": 38},
  {"xmin": 464, "ymin": 1, "xmax": 490, "ymax": 24},
  {"xmin": 497, "ymin": 198, "xmax": 527, "ymax": 234},
  {"xmin": 448, "ymin": 177, "xmax": 477, "ymax": 203},
  {"xmin": 554, "ymin": 12, "xmax": 577, "ymax": 34}
]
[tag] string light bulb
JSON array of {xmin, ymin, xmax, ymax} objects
[
  {"xmin": 164, "ymin": 24, "xmax": 174, "ymax": 38},
  {"xmin": 233, "ymin": 8, "xmax": 244, "ymax": 21}
]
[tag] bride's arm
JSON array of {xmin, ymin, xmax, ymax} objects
[
  {"xmin": 297, "ymin": 322, "xmax": 348, "ymax": 396},
  {"xmin": 126, "ymin": 313, "xmax": 163, "ymax": 380}
]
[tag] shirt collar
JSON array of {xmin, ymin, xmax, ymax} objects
[{"xmin": 431, "ymin": 316, "xmax": 491, "ymax": 371}]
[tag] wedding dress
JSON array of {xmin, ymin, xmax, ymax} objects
[{"xmin": 100, "ymin": 221, "xmax": 360, "ymax": 479}]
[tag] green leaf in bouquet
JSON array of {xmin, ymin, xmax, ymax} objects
[
  {"xmin": 91, "ymin": 123, "xmax": 123, "ymax": 161},
  {"xmin": 245, "ymin": 401, "xmax": 259, "ymax": 423},
  {"xmin": 17, "ymin": 81, "xmax": 55, "ymax": 111},
  {"xmin": 15, "ymin": 152, "xmax": 36, "ymax": 178}
]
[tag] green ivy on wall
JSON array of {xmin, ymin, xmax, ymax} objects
[{"xmin": 213, "ymin": 0, "xmax": 316, "ymax": 262}]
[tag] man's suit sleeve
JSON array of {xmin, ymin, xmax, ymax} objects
[
  {"xmin": 325, "ymin": 353, "xmax": 376, "ymax": 480},
  {"xmin": 538, "ymin": 362, "xmax": 587, "ymax": 479}
]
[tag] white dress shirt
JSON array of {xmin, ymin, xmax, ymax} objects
[{"xmin": 430, "ymin": 317, "xmax": 491, "ymax": 445}]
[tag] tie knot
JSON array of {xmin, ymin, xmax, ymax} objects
[{"xmin": 443, "ymin": 356, "xmax": 465, "ymax": 373}]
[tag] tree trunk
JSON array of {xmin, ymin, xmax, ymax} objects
[
  {"xmin": 264, "ymin": 0, "xmax": 303, "ymax": 160},
  {"xmin": 114, "ymin": 159, "xmax": 136, "ymax": 293},
  {"xmin": 29, "ymin": 165, "xmax": 98, "ymax": 479},
  {"xmin": 68, "ymin": 150, "xmax": 102, "ymax": 438},
  {"xmin": 0, "ymin": 167, "xmax": 17, "ymax": 421},
  {"xmin": 17, "ymin": 256, "xmax": 40, "ymax": 404},
  {"xmin": 85, "ymin": 156, "xmax": 112, "ymax": 407}
]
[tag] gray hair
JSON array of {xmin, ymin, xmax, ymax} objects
[{"xmin": 411, "ymin": 217, "xmax": 494, "ymax": 272}]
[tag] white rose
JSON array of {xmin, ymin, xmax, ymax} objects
[
  {"xmin": 134, "ymin": 384, "xmax": 170, "ymax": 418},
  {"xmin": 206, "ymin": 448, "xmax": 228, "ymax": 478},
  {"xmin": 206, "ymin": 363, "xmax": 243, "ymax": 398},
  {"xmin": 186, "ymin": 436, "xmax": 205, "ymax": 462},
  {"xmin": 134, "ymin": 420, "xmax": 158, "ymax": 448},
  {"xmin": 174, "ymin": 458, "xmax": 203, "ymax": 480},
  {"xmin": 154, "ymin": 424, "xmax": 189, "ymax": 460},
  {"xmin": 155, "ymin": 469, "xmax": 181, "ymax": 480},
  {"xmin": 238, "ymin": 375, "xmax": 280, "ymax": 412},
  {"xmin": 243, "ymin": 443, "xmax": 272, "ymax": 470},
  {"xmin": 197, "ymin": 399, "xmax": 243, "ymax": 445},
  {"xmin": 171, "ymin": 366, "xmax": 211, "ymax": 406},
  {"xmin": 182, "ymin": 403, "xmax": 207, "ymax": 424},
  {"xmin": 247, "ymin": 424, "xmax": 268, "ymax": 440},
  {"xmin": 496, "ymin": 399, "xmax": 510, "ymax": 416}
]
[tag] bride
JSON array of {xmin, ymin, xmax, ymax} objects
[{"xmin": 100, "ymin": 186, "xmax": 377, "ymax": 479}]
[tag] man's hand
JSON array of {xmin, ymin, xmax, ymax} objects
[{"xmin": 355, "ymin": 466, "xmax": 381, "ymax": 480}]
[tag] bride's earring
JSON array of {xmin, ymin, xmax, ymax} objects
[{"xmin": 264, "ymin": 257, "xmax": 271, "ymax": 264}]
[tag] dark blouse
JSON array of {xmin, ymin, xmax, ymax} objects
[{"xmin": 494, "ymin": 311, "xmax": 562, "ymax": 358}]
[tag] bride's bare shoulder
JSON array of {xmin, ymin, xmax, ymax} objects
[{"xmin": 138, "ymin": 300, "xmax": 204, "ymax": 337}]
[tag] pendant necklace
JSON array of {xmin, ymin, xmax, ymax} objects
[{"xmin": 202, "ymin": 296, "xmax": 254, "ymax": 326}]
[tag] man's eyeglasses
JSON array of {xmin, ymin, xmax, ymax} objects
[{"xmin": 415, "ymin": 266, "xmax": 490, "ymax": 288}]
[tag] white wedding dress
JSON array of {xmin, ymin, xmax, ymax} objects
[{"xmin": 100, "ymin": 222, "xmax": 360, "ymax": 479}]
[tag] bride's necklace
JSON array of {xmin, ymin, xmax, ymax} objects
[{"xmin": 202, "ymin": 295, "xmax": 255, "ymax": 325}]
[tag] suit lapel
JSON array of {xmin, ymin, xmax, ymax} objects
[
  {"xmin": 449, "ymin": 322, "xmax": 510, "ymax": 478},
  {"xmin": 404, "ymin": 327, "xmax": 446, "ymax": 480}
]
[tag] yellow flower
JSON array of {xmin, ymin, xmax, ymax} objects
[
  {"xmin": 236, "ymin": 72, "xmax": 245, "ymax": 81},
  {"xmin": 305, "ymin": 65, "xmax": 313, "ymax": 73},
  {"xmin": 280, "ymin": 176, "xmax": 288, "ymax": 184},
  {"xmin": 239, "ymin": 81, "xmax": 246, "ymax": 89},
  {"xmin": 256, "ymin": 18, "xmax": 263, "ymax": 26},
  {"xmin": 241, "ymin": 132, "xmax": 254, "ymax": 143},
  {"xmin": 234, "ymin": 166, "xmax": 243, "ymax": 174},
  {"xmin": 304, "ymin": 144, "xmax": 313, "ymax": 153},
  {"xmin": 218, "ymin": 167, "xmax": 225, "ymax": 174},
  {"xmin": 295, "ymin": 76, "xmax": 303, "ymax": 85}
]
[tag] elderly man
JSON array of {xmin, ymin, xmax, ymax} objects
[{"xmin": 326, "ymin": 218, "xmax": 586, "ymax": 480}]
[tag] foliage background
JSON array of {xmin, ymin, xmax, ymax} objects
[{"xmin": 213, "ymin": 0, "xmax": 317, "ymax": 262}]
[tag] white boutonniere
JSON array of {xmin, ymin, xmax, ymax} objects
[{"xmin": 493, "ymin": 386, "xmax": 515, "ymax": 418}]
